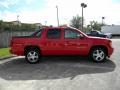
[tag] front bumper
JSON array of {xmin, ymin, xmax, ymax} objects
[{"xmin": 108, "ymin": 47, "xmax": 114, "ymax": 57}]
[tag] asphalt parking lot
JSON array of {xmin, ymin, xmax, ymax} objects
[{"xmin": 0, "ymin": 39, "xmax": 120, "ymax": 90}]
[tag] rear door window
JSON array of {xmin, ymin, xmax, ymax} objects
[{"xmin": 47, "ymin": 29, "xmax": 61, "ymax": 39}]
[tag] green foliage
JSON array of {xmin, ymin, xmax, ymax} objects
[
  {"xmin": 18, "ymin": 23, "xmax": 36, "ymax": 31},
  {"xmin": 0, "ymin": 48, "xmax": 11, "ymax": 57},
  {"xmin": 84, "ymin": 26, "xmax": 91, "ymax": 33},
  {"xmin": 0, "ymin": 20, "xmax": 3, "ymax": 31},
  {"xmin": 70, "ymin": 15, "xmax": 82, "ymax": 30},
  {"xmin": 87, "ymin": 21, "xmax": 103, "ymax": 31},
  {"xmin": 69, "ymin": 15, "xmax": 105, "ymax": 33},
  {"xmin": 0, "ymin": 21, "xmax": 38, "ymax": 31}
]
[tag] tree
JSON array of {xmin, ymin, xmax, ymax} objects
[
  {"xmin": 0, "ymin": 20, "xmax": 3, "ymax": 31},
  {"xmin": 0, "ymin": 20, "xmax": 38, "ymax": 31},
  {"xmin": 70, "ymin": 15, "xmax": 82, "ymax": 30},
  {"xmin": 84, "ymin": 26, "xmax": 91, "ymax": 33},
  {"xmin": 87, "ymin": 21, "xmax": 103, "ymax": 31}
]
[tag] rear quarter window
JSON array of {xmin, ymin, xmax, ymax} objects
[{"xmin": 30, "ymin": 29, "xmax": 43, "ymax": 37}]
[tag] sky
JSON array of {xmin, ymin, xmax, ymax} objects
[{"xmin": 0, "ymin": 0, "xmax": 120, "ymax": 26}]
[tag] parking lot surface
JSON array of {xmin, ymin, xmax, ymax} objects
[{"xmin": 0, "ymin": 39, "xmax": 119, "ymax": 90}]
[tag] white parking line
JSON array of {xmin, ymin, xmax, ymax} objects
[
  {"xmin": 58, "ymin": 63, "xmax": 114, "ymax": 70},
  {"xmin": 0, "ymin": 56, "xmax": 22, "ymax": 64},
  {"xmin": 73, "ymin": 64, "xmax": 114, "ymax": 70}
]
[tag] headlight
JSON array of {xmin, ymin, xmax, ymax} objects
[{"xmin": 108, "ymin": 40, "xmax": 112, "ymax": 47}]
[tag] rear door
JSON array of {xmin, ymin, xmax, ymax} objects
[{"xmin": 42, "ymin": 28, "xmax": 63, "ymax": 55}]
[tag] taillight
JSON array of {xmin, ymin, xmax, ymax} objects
[{"xmin": 10, "ymin": 40, "xmax": 13, "ymax": 47}]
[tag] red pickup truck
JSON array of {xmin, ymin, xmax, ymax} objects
[{"xmin": 10, "ymin": 26, "xmax": 114, "ymax": 63}]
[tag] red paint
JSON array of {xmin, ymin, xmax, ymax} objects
[{"xmin": 10, "ymin": 27, "xmax": 114, "ymax": 57}]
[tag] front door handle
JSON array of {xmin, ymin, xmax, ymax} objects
[
  {"xmin": 67, "ymin": 41, "xmax": 77, "ymax": 45},
  {"xmin": 66, "ymin": 41, "xmax": 80, "ymax": 45}
]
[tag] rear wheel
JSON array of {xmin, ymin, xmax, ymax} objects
[
  {"xmin": 90, "ymin": 47, "xmax": 106, "ymax": 62},
  {"xmin": 25, "ymin": 49, "xmax": 40, "ymax": 64}
]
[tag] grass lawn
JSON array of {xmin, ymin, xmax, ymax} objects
[{"xmin": 0, "ymin": 48, "xmax": 11, "ymax": 58}]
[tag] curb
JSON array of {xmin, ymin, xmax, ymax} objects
[{"xmin": 0, "ymin": 55, "xmax": 16, "ymax": 60}]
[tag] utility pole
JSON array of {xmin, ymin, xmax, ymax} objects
[
  {"xmin": 81, "ymin": 3, "xmax": 87, "ymax": 32},
  {"xmin": 56, "ymin": 5, "xmax": 59, "ymax": 27},
  {"xmin": 17, "ymin": 15, "xmax": 20, "ymax": 26},
  {"xmin": 81, "ymin": 6, "xmax": 83, "ymax": 31},
  {"xmin": 45, "ymin": 21, "xmax": 47, "ymax": 26},
  {"xmin": 17, "ymin": 15, "xmax": 19, "ymax": 22}
]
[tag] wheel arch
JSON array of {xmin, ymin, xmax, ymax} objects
[
  {"xmin": 89, "ymin": 45, "xmax": 108, "ymax": 56},
  {"xmin": 24, "ymin": 45, "xmax": 41, "ymax": 55}
]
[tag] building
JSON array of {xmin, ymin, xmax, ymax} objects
[
  {"xmin": 101, "ymin": 25, "xmax": 120, "ymax": 36},
  {"xmin": 11, "ymin": 21, "xmax": 21, "ymax": 26}
]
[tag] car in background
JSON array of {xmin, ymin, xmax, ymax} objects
[
  {"xmin": 104, "ymin": 33, "xmax": 112, "ymax": 39},
  {"xmin": 87, "ymin": 30, "xmax": 112, "ymax": 39}
]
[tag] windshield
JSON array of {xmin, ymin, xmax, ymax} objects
[{"xmin": 97, "ymin": 31, "xmax": 103, "ymax": 34}]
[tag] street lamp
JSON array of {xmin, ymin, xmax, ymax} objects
[
  {"xmin": 45, "ymin": 21, "xmax": 47, "ymax": 26},
  {"xmin": 102, "ymin": 17, "xmax": 105, "ymax": 26},
  {"xmin": 81, "ymin": 3, "xmax": 87, "ymax": 32},
  {"xmin": 56, "ymin": 5, "xmax": 59, "ymax": 27}
]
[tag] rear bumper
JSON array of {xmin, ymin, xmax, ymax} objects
[
  {"xmin": 9, "ymin": 49, "xmax": 12, "ymax": 54},
  {"xmin": 9, "ymin": 48, "xmax": 24, "ymax": 56}
]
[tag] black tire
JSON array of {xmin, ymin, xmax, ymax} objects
[
  {"xmin": 90, "ymin": 47, "xmax": 106, "ymax": 62},
  {"xmin": 25, "ymin": 49, "xmax": 41, "ymax": 64}
]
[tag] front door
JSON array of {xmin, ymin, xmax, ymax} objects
[{"xmin": 63, "ymin": 28, "xmax": 89, "ymax": 55}]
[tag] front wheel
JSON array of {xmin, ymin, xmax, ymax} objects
[
  {"xmin": 90, "ymin": 48, "xmax": 106, "ymax": 62},
  {"xmin": 25, "ymin": 49, "xmax": 41, "ymax": 64}
]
